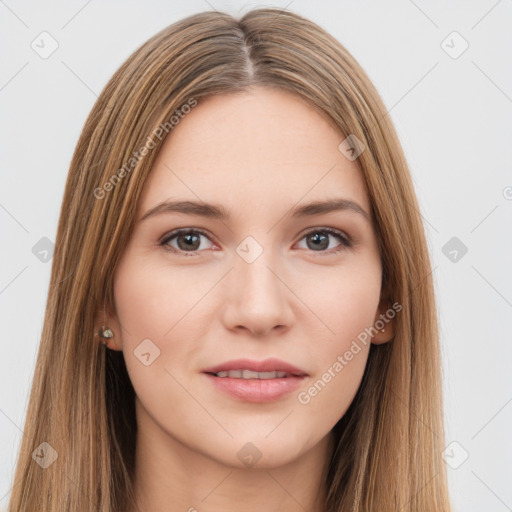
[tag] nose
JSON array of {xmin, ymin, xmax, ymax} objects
[{"xmin": 221, "ymin": 247, "xmax": 295, "ymax": 337}]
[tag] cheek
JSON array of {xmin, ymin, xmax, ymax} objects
[
  {"xmin": 113, "ymin": 257, "xmax": 213, "ymax": 344},
  {"xmin": 112, "ymin": 257, "xmax": 219, "ymax": 396},
  {"xmin": 113, "ymin": 262, "xmax": 171, "ymax": 342},
  {"xmin": 295, "ymin": 263, "xmax": 381, "ymax": 420},
  {"xmin": 299, "ymin": 258, "xmax": 382, "ymax": 345},
  {"xmin": 112, "ymin": 259, "xmax": 187, "ymax": 386},
  {"xmin": 297, "ymin": 345, "xmax": 369, "ymax": 430},
  {"xmin": 297, "ymin": 311, "xmax": 373, "ymax": 427}
]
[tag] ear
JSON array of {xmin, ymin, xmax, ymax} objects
[
  {"xmin": 371, "ymin": 281, "xmax": 396, "ymax": 345},
  {"xmin": 94, "ymin": 303, "xmax": 123, "ymax": 351}
]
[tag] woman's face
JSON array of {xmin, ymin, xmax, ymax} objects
[{"xmin": 101, "ymin": 86, "xmax": 393, "ymax": 469}]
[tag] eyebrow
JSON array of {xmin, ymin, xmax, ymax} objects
[{"xmin": 139, "ymin": 198, "xmax": 370, "ymax": 223}]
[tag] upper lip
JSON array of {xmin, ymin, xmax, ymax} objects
[{"xmin": 202, "ymin": 358, "xmax": 308, "ymax": 376}]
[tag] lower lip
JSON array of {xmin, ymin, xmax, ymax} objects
[{"xmin": 203, "ymin": 373, "xmax": 306, "ymax": 402}]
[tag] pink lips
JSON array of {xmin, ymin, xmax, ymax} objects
[
  {"xmin": 202, "ymin": 357, "xmax": 308, "ymax": 376},
  {"xmin": 201, "ymin": 358, "xmax": 308, "ymax": 403}
]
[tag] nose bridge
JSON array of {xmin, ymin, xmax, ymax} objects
[
  {"xmin": 235, "ymin": 234, "xmax": 282, "ymax": 302},
  {"xmin": 223, "ymin": 234, "xmax": 293, "ymax": 334}
]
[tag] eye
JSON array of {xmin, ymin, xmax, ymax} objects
[
  {"xmin": 160, "ymin": 227, "xmax": 351, "ymax": 256},
  {"xmin": 160, "ymin": 228, "xmax": 215, "ymax": 256},
  {"xmin": 296, "ymin": 228, "xmax": 351, "ymax": 254}
]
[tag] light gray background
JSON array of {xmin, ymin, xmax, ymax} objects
[{"xmin": 1, "ymin": 1, "xmax": 511, "ymax": 510}]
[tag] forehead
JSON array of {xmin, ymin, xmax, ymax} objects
[{"xmin": 138, "ymin": 87, "xmax": 370, "ymax": 219}]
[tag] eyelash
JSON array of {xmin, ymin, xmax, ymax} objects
[{"xmin": 159, "ymin": 227, "xmax": 352, "ymax": 257}]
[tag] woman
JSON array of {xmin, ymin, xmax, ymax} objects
[{"xmin": 8, "ymin": 7, "xmax": 452, "ymax": 511}]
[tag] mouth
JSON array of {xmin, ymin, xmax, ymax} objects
[
  {"xmin": 201, "ymin": 357, "xmax": 308, "ymax": 377},
  {"xmin": 201, "ymin": 358, "xmax": 308, "ymax": 402},
  {"xmin": 208, "ymin": 369, "xmax": 299, "ymax": 379}
]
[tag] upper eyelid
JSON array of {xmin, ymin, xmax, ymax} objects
[{"xmin": 296, "ymin": 226, "xmax": 349, "ymax": 241}]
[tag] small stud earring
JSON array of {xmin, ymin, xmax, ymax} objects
[{"xmin": 98, "ymin": 326, "xmax": 114, "ymax": 346}]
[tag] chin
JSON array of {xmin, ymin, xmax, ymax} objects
[{"xmin": 214, "ymin": 431, "xmax": 316, "ymax": 470}]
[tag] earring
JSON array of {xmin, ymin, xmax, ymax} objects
[{"xmin": 98, "ymin": 326, "xmax": 114, "ymax": 346}]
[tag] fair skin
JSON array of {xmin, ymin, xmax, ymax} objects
[{"xmin": 96, "ymin": 86, "xmax": 394, "ymax": 512}]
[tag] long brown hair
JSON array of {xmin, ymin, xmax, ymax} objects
[{"xmin": 8, "ymin": 8, "xmax": 451, "ymax": 511}]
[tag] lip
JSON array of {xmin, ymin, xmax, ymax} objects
[
  {"xmin": 204, "ymin": 373, "xmax": 306, "ymax": 402},
  {"xmin": 201, "ymin": 358, "xmax": 308, "ymax": 376},
  {"xmin": 201, "ymin": 358, "xmax": 308, "ymax": 403}
]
